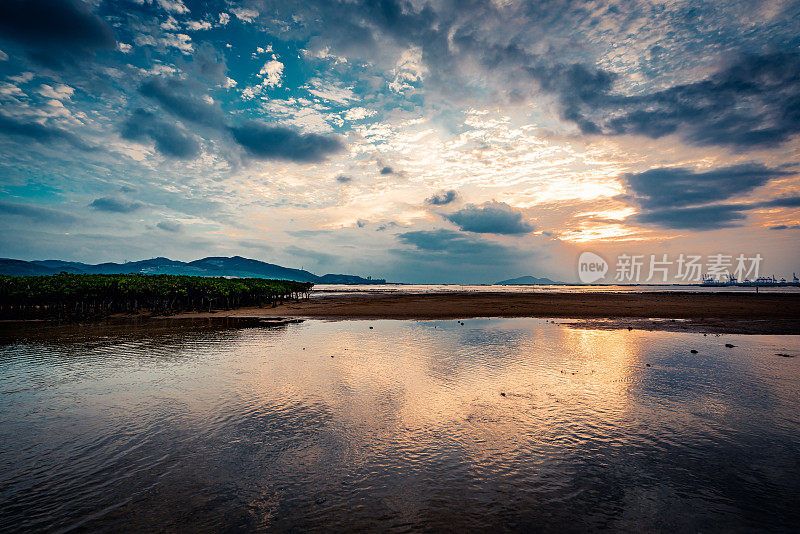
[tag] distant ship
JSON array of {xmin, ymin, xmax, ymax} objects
[{"xmin": 701, "ymin": 273, "xmax": 800, "ymax": 286}]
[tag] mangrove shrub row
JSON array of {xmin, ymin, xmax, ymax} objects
[{"xmin": 0, "ymin": 273, "xmax": 314, "ymax": 319}]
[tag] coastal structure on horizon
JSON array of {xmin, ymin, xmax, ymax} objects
[{"xmin": 701, "ymin": 272, "xmax": 800, "ymax": 286}]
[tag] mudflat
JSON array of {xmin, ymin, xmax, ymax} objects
[{"xmin": 167, "ymin": 291, "xmax": 800, "ymax": 334}]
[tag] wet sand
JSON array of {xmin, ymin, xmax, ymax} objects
[{"xmin": 167, "ymin": 292, "xmax": 800, "ymax": 334}]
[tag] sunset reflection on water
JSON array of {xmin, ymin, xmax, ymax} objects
[{"xmin": 1, "ymin": 318, "xmax": 799, "ymax": 532}]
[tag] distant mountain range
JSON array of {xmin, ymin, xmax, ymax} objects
[
  {"xmin": 495, "ymin": 275, "xmax": 565, "ymax": 285},
  {"xmin": 0, "ymin": 256, "xmax": 387, "ymax": 285}
]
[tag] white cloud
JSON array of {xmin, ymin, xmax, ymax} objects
[
  {"xmin": 160, "ymin": 16, "xmax": 179, "ymax": 30},
  {"xmin": 231, "ymin": 7, "xmax": 258, "ymax": 23},
  {"xmin": 253, "ymin": 45, "xmax": 273, "ymax": 57},
  {"xmin": 39, "ymin": 100, "xmax": 72, "ymax": 118},
  {"xmin": 8, "ymin": 72, "xmax": 33, "ymax": 84},
  {"xmin": 102, "ymin": 67, "xmax": 125, "ymax": 79},
  {"xmin": 38, "ymin": 84, "xmax": 74, "ymax": 100},
  {"xmin": 219, "ymin": 12, "xmax": 230, "ymax": 25},
  {"xmin": 259, "ymin": 59, "xmax": 284, "ymax": 88},
  {"xmin": 304, "ymin": 78, "xmax": 356, "ymax": 105},
  {"xmin": 135, "ymin": 33, "xmax": 193, "ymax": 54},
  {"xmin": 141, "ymin": 63, "xmax": 178, "ymax": 76},
  {"xmin": 186, "ymin": 20, "xmax": 211, "ymax": 31},
  {"xmin": 118, "ymin": 42, "xmax": 132, "ymax": 53},
  {"xmin": 223, "ymin": 77, "xmax": 237, "ymax": 88},
  {"xmin": 389, "ymin": 46, "xmax": 427, "ymax": 94},
  {"xmin": 302, "ymin": 46, "xmax": 348, "ymax": 64},
  {"xmin": 134, "ymin": 34, "xmax": 157, "ymax": 46},
  {"xmin": 343, "ymin": 107, "xmax": 377, "ymax": 121},
  {"xmin": 0, "ymin": 49, "xmax": 8, "ymax": 61},
  {"xmin": 286, "ymin": 107, "xmax": 335, "ymax": 133},
  {"xmin": 261, "ymin": 99, "xmax": 336, "ymax": 133},
  {"xmin": 156, "ymin": 0, "xmax": 188, "ymax": 13},
  {"xmin": 241, "ymin": 86, "xmax": 259, "ymax": 100},
  {"xmin": 0, "ymin": 83, "xmax": 24, "ymax": 97}
]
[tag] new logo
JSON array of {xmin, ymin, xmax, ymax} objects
[{"xmin": 578, "ymin": 251, "xmax": 608, "ymax": 283}]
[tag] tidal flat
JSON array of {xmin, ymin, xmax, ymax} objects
[{"xmin": 167, "ymin": 291, "xmax": 800, "ymax": 334}]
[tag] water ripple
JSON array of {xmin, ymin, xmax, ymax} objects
[{"xmin": 0, "ymin": 318, "xmax": 799, "ymax": 531}]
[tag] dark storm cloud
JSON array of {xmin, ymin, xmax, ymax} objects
[
  {"xmin": 756, "ymin": 195, "xmax": 800, "ymax": 208},
  {"xmin": 121, "ymin": 109, "xmax": 201, "ymax": 159},
  {"xmin": 140, "ymin": 78, "xmax": 225, "ymax": 128},
  {"xmin": 445, "ymin": 201, "xmax": 534, "ymax": 234},
  {"xmin": 336, "ymin": 175, "xmax": 353, "ymax": 183},
  {"xmin": 531, "ymin": 62, "xmax": 616, "ymax": 135},
  {"xmin": 156, "ymin": 220, "xmax": 182, "ymax": 232},
  {"xmin": 399, "ymin": 229, "xmax": 491, "ymax": 255},
  {"xmin": 621, "ymin": 164, "xmax": 793, "ymax": 209},
  {"xmin": 376, "ymin": 222, "xmax": 398, "ymax": 231},
  {"xmin": 0, "ymin": 0, "xmax": 115, "ymax": 66},
  {"xmin": 634, "ymin": 204, "xmax": 748, "ymax": 230},
  {"xmin": 194, "ymin": 44, "xmax": 229, "ymax": 84},
  {"xmin": 508, "ymin": 29, "xmax": 797, "ymax": 151},
  {"xmin": 396, "ymin": 228, "xmax": 527, "ymax": 265},
  {"xmin": 293, "ymin": 1, "xmax": 800, "ymax": 150},
  {"xmin": 139, "ymin": 74, "xmax": 346, "ymax": 162},
  {"xmin": 770, "ymin": 224, "xmax": 800, "ymax": 230},
  {"xmin": 137, "ymin": 76, "xmax": 345, "ymax": 162},
  {"xmin": 0, "ymin": 115, "xmax": 95, "ymax": 151},
  {"xmin": 89, "ymin": 196, "xmax": 144, "ymax": 213},
  {"xmin": 0, "ymin": 200, "xmax": 79, "ymax": 224},
  {"xmin": 564, "ymin": 52, "xmax": 800, "ymax": 149},
  {"xmin": 474, "ymin": 44, "xmax": 800, "ymax": 149},
  {"xmin": 392, "ymin": 226, "xmax": 537, "ymax": 283},
  {"xmin": 634, "ymin": 198, "xmax": 800, "ymax": 230},
  {"xmin": 630, "ymin": 193, "xmax": 800, "ymax": 231},
  {"xmin": 425, "ymin": 190, "xmax": 458, "ymax": 206},
  {"xmin": 623, "ymin": 163, "xmax": 799, "ymax": 230},
  {"xmin": 229, "ymin": 121, "xmax": 344, "ymax": 162},
  {"xmin": 380, "ymin": 166, "xmax": 394, "ymax": 175}
]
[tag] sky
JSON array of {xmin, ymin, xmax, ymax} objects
[{"xmin": 0, "ymin": 0, "xmax": 799, "ymax": 283}]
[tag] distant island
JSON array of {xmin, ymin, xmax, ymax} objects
[
  {"xmin": 495, "ymin": 275, "xmax": 566, "ymax": 285},
  {"xmin": 0, "ymin": 256, "xmax": 387, "ymax": 285}
]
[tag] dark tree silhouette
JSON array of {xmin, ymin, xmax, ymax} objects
[{"xmin": 0, "ymin": 273, "xmax": 313, "ymax": 319}]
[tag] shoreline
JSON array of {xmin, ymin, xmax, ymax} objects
[
  {"xmin": 4, "ymin": 292, "xmax": 799, "ymax": 335},
  {"xmin": 160, "ymin": 291, "xmax": 800, "ymax": 335}
]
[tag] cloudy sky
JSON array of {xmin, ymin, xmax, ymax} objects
[{"xmin": 1, "ymin": 0, "xmax": 799, "ymax": 283}]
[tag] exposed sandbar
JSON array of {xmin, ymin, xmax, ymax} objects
[{"xmin": 166, "ymin": 291, "xmax": 800, "ymax": 334}]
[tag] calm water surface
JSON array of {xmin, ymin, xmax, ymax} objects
[
  {"xmin": 1, "ymin": 318, "xmax": 799, "ymax": 532},
  {"xmin": 312, "ymin": 283, "xmax": 800, "ymax": 295}
]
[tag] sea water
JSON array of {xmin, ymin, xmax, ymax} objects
[{"xmin": 1, "ymin": 318, "xmax": 799, "ymax": 532}]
